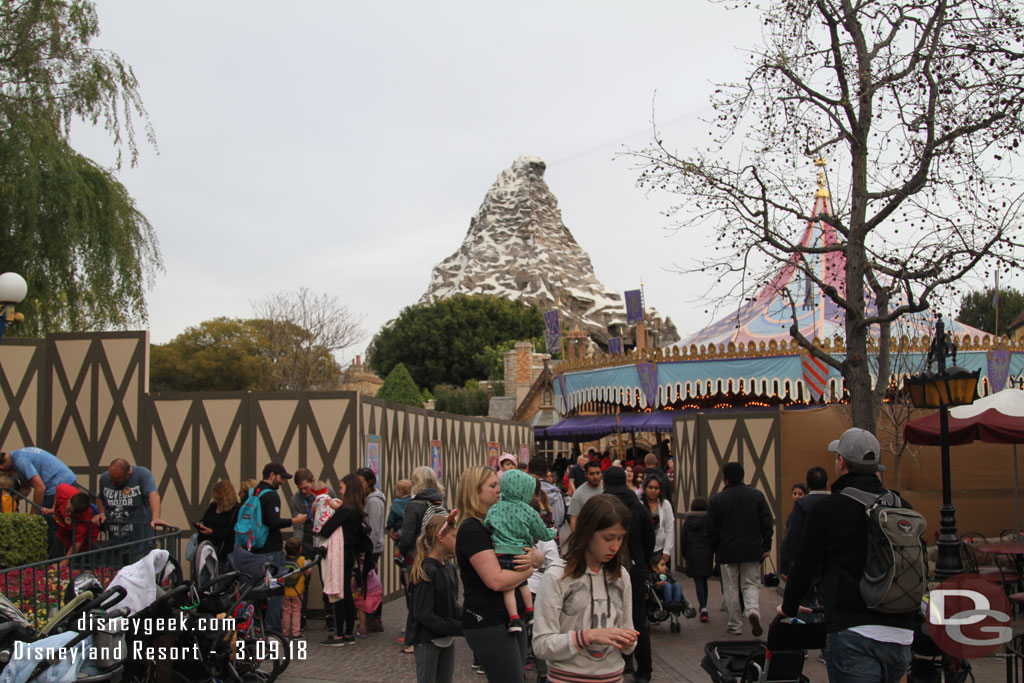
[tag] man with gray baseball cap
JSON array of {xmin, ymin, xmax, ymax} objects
[
  {"xmin": 779, "ymin": 427, "xmax": 914, "ymax": 682},
  {"xmin": 828, "ymin": 427, "xmax": 886, "ymax": 473}
]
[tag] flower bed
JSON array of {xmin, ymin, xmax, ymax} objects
[{"xmin": 0, "ymin": 564, "xmax": 117, "ymax": 628}]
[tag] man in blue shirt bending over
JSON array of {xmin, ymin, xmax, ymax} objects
[{"xmin": 0, "ymin": 447, "xmax": 78, "ymax": 554}]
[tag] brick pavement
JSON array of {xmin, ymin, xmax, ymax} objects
[{"xmin": 278, "ymin": 579, "xmax": 1008, "ymax": 682}]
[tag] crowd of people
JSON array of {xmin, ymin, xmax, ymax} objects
[{"xmin": 0, "ymin": 426, "xmax": 921, "ymax": 683}]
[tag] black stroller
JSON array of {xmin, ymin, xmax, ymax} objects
[
  {"xmin": 645, "ymin": 574, "xmax": 696, "ymax": 633},
  {"xmin": 701, "ymin": 616, "xmax": 825, "ymax": 683}
]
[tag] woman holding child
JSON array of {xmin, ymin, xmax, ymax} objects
[
  {"xmin": 317, "ymin": 473, "xmax": 370, "ymax": 647},
  {"xmin": 456, "ymin": 466, "xmax": 544, "ymax": 682}
]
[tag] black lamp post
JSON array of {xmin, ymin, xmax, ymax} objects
[{"xmin": 903, "ymin": 314, "xmax": 980, "ymax": 581}]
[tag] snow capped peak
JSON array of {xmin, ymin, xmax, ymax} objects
[{"xmin": 421, "ymin": 156, "xmax": 680, "ymax": 346}]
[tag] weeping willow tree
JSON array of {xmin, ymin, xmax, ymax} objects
[{"xmin": 0, "ymin": 0, "xmax": 160, "ymax": 335}]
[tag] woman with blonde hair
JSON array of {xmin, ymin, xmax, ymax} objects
[
  {"xmin": 398, "ymin": 465, "xmax": 447, "ymax": 653},
  {"xmin": 238, "ymin": 478, "xmax": 258, "ymax": 502},
  {"xmin": 455, "ymin": 465, "xmax": 544, "ymax": 682},
  {"xmin": 399, "ymin": 466, "xmax": 445, "ymax": 560},
  {"xmin": 196, "ymin": 479, "xmax": 240, "ymax": 565}
]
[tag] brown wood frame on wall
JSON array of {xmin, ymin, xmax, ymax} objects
[
  {"xmin": 672, "ymin": 411, "xmax": 782, "ymax": 564},
  {"xmin": 0, "ymin": 339, "xmax": 45, "ymax": 452},
  {"xmin": 44, "ymin": 332, "xmax": 150, "ymax": 494}
]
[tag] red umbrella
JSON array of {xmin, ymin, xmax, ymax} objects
[{"xmin": 904, "ymin": 388, "xmax": 1024, "ymax": 532}]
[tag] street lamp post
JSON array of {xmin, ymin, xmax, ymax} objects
[
  {"xmin": 0, "ymin": 272, "xmax": 27, "ymax": 343},
  {"xmin": 903, "ymin": 314, "xmax": 980, "ymax": 581}
]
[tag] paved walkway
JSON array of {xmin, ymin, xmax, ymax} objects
[{"xmin": 276, "ymin": 578, "xmax": 1009, "ymax": 682}]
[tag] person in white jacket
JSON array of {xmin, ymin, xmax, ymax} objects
[
  {"xmin": 533, "ymin": 494, "xmax": 638, "ymax": 683},
  {"xmin": 641, "ymin": 476, "xmax": 675, "ymax": 565}
]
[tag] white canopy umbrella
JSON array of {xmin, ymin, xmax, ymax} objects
[{"xmin": 949, "ymin": 388, "xmax": 1024, "ymax": 534}]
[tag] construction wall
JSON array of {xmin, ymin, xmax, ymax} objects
[
  {"xmin": 0, "ymin": 332, "xmax": 531, "ymax": 599},
  {"xmin": 673, "ymin": 404, "xmax": 1022, "ymax": 570},
  {"xmin": 672, "ymin": 411, "xmax": 783, "ymax": 568}
]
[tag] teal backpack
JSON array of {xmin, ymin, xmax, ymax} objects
[{"xmin": 234, "ymin": 487, "xmax": 271, "ymax": 550}]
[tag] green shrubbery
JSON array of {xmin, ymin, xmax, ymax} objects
[
  {"xmin": 0, "ymin": 513, "xmax": 48, "ymax": 568},
  {"xmin": 433, "ymin": 381, "xmax": 490, "ymax": 416}
]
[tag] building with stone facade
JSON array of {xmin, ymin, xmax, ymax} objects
[{"xmin": 339, "ymin": 355, "xmax": 384, "ymax": 396}]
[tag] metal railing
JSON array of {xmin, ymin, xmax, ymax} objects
[
  {"xmin": 1, "ymin": 486, "xmax": 45, "ymax": 514},
  {"xmin": 0, "ymin": 524, "xmax": 184, "ymax": 629}
]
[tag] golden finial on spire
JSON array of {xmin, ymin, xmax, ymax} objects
[{"xmin": 814, "ymin": 158, "xmax": 830, "ymax": 198}]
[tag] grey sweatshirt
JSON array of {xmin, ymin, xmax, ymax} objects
[{"xmin": 532, "ymin": 560, "xmax": 635, "ymax": 678}]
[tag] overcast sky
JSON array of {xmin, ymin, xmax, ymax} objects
[{"xmin": 71, "ymin": 2, "xmax": 778, "ymax": 360}]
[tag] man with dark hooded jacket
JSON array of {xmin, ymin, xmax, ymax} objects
[
  {"xmin": 779, "ymin": 428, "xmax": 915, "ymax": 682},
  {"xmin": 707, "ymin": 461, "xmax": 773, "ymax": 637},
  {"xmin": 603, "ymin": 466, "xmax": 656, "ymax": 683}
]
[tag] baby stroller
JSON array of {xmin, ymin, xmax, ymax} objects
[
  {"xmin": 701, "ymin": 616, "xmax": 824, "ymax": 683},
  {"xmin": 645, "ymin": 574, "xmax": 696, "ymax": 633}
]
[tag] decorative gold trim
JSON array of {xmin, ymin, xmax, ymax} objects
[{"xmin": 555, "ymin": 333, "xmax": 1013, "ymax": 375}]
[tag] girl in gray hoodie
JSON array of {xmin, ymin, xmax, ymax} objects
[{"xmin": 533, "ymin": 494, "xmax": 639, "ymax": 683}]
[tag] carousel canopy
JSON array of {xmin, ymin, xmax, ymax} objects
[{"xmin": 552, "ymin": 341, "xmax": 1024, "ymax": 414}]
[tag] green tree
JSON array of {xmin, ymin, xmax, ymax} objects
[
  {"xmin": 150, "ymin": 318, "xmax": 273, "ymax": 392},
  {"xmin": 376, "ymin": 363, "xmax": 423, "ymax": 408},
  {"xmin": 368, "ymin": 295, "xmax": 545, "ymax": 389},
  {"xmin": 0, "ymin": 0, "xmax": 160, "ymax": 335},
  {"xmin": 631, "ymin": 0, "xmax": 1024, "ymax": 432},
  {"xmin": 958, "ymin": 287, "xmax": 1024, "ymax": 338},
  {"xmin": 150, "ymin": 315, "xmax": 345, "ymax": 392}
]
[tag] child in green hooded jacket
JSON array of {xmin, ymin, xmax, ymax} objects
[{"xmin": 484, "ymin": 467, "xmax": 557, "ymax": 633}]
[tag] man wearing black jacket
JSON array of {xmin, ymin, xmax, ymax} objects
[
  {"xmin": 249, "ymin": 463, "xmax": 307, "ymax": 633},
  {"xmin": 707, "ymin": 461, "xmax": 773, "ymax": 637},
  {"xmin": 603, "ymin": 466, "xmax": 656, "ymax": 683},
  {"xmin": 779, "ymin": 428, "xmax": 914, "ymax": 682}
]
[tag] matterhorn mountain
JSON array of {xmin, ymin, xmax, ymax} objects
[{"xmin": 420, "ymin": 155, "xmax": 679, "ymax": 347}]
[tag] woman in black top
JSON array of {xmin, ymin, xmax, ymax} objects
[
  {"xmin": 196, "ymin": 480, "xmax": 240, "ymax": 566},
  {"xmin": 318, "ymin": 473, "xmax": 369, "ymax": 646},
  {"xmin": 455, "ymin": 466, "xmax": 543, "ymax": 682}
]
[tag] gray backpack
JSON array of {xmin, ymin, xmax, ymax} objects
[{"xmin": 842, "ymin": 488, "xmax": 927, "ymax": 614}]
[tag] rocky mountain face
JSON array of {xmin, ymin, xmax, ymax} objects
[{"xmin": 420, "ymin": 155, "xmax": 679, "ymax": 347}]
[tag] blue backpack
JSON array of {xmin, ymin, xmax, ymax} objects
[{"xmin": 234, "ymin": 487, "xmax": 271, "ymax": 550}]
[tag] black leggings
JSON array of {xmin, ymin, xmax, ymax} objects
[
  {"xmin": 464, "ymin": 624, "xmax": 527, "ymax": 683},
  {"xmin": 332, "ymin": 552, "xmax": 356, "ymax": 636}
]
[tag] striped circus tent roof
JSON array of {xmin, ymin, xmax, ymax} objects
[{"xmin": 684, "ymin": 187, "xmax": 987, "ymax": 348}]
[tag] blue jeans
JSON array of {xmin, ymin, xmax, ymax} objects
[
  {"xmin": 693, "ymin": 576, "xmax": 709, "ymax": 610},
  {"xmin": 660, "ymin": 582, "xmax": 682, "ymax": 605},
  {"xmin": 261, "ymin": 549, "xmax": 286, "ymax": 633},
  {"xmin": 825, "ymin": 630, "xmax": 911, "ymax": 683}
]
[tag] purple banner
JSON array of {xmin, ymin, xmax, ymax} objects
[
  {"xmin": 543, "ymin": 309, "xmax": 561, "ymax": 355},
  {"xmin": 625, "ymin": 290, "xmax": 643, "ymax": 324},
  {"xmin": 636, "ymin": 362, "xmax": 659, "ymax": 408},
  {"xmin": 608, "ymin": 336, "xmax": 623, "ymax": 357},
  {"xmin": 987, "ymin": 349, "xmax": 1011, "ymax": 392}
]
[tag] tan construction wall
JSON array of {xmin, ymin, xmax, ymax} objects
[
  {"xmin": 0, "ymin": 332, "xmax": 531, "ymax": 604},
  {"xmin": 672, "ymin": 404, "xmax": 1022, "ymax": 571}
]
